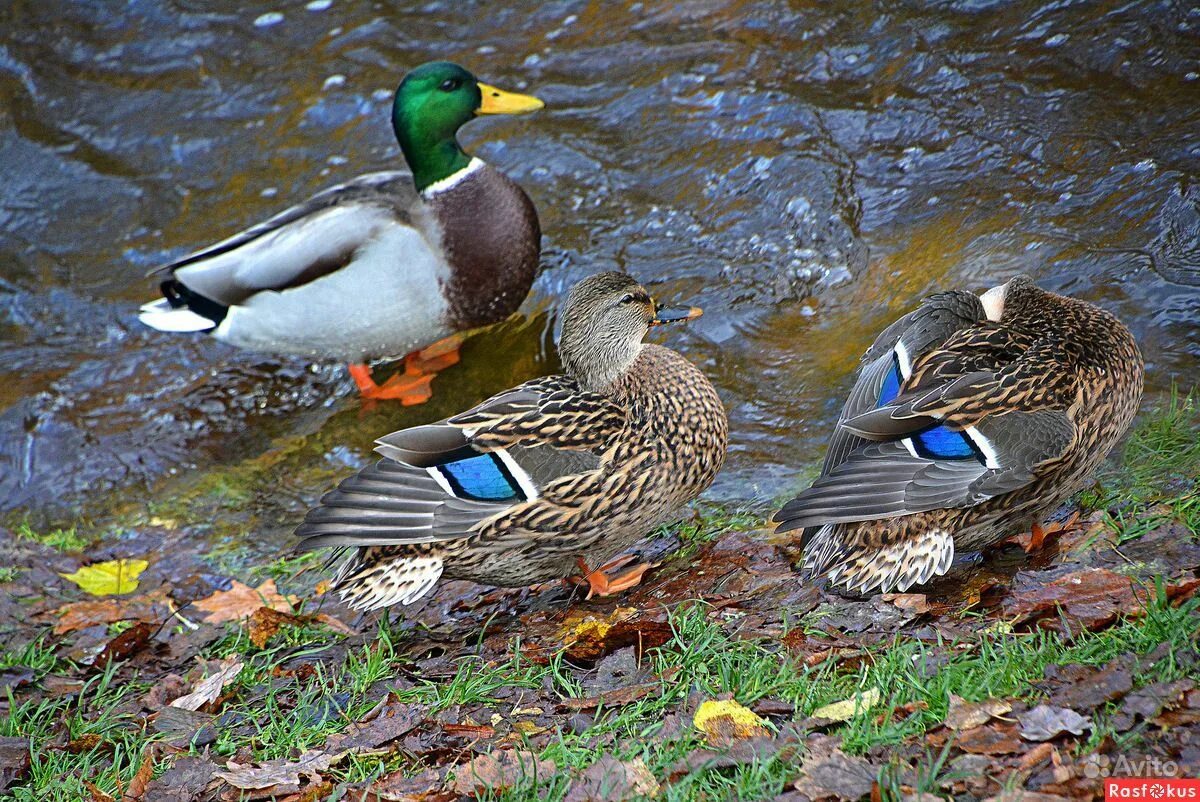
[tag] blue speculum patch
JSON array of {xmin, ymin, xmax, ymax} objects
[
  {"xmin": 437, "ymin": 453, "xmax": 522, "ymax": 502},
  {"xmin": 879, "ymin": 352, "xmax": 980, "ymax": 462},
  {"xmin": 878, "ymin": 357, "xmax": 903, "ymax": 406}
]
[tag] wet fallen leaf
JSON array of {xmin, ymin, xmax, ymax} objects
[
  {"xmin": 1051, "ymin": 656, "xmax": 1134, "ymax": 710},
  {"xmin": 0, "ymin": 668, "xmax": 33, "ymax": 696},
  {"xmin": 93, "ymin": 621, "xmax": 153, "ymax": 667},
  {"xmin": 152, "ymin": 706, "xmax": 217, "ymax": 748},
  {"xmin": 559, "ymin": 682, "xmax": 657, "ymax": 711},
  {"xmin": 565, "ymin": 755, "xmax": 659, "ymax": 802},
  {"xmin": 945, "ymin": 695, "xmax": 1012, "ymax": 731},
  {"xmin": 0, "ymin": 736, "xmax": 30, "ymax": 792},
  {"xmin": 216, "ymin": 749, "xmax": 339, "ymax": 791},
  {"xmin": 693, "ymin": 699, "xmax": 768, "ymax": 744},
  {"xmin": 669, "ymin": 734, "xmax": 800, "ymax": 780},
  {"xmin": 999, "ymin": 568, "xmax": 1139, "ymax": 631},
  {"xmin": 1112, "ymin": 678, "xmax": 1195, "ymax": 730},
  {"xmin": 141, "ymin": 755, "xmax": 220, "ymax": 801},
  {"xmin": 170, "ymin": 658, "xmax": 243, "ymax": 712},
  {"xmin": 325, "ymin": 701, "xmax": 424, "ymax": 752},
  {"xmin": 1018, "ymin": 704, "xmax": 1090, "ymax": 741},
  {"xmin": 193, "ymin": 580, "xmax": 296, "ymax": 625},
  {"xmin": 368, "ymin": 767, "xmax": 450, "ymax": 801},
  {"xmin": 451, "ymin": 750, "xmax": 556, "ymax": 797},
  {"xmin": 811, "ymin": 688, "xmax": 881, "ymax": 722},
  {"xmin": 59, "ymin": 559, "xmax": 149, "ymax": 596}
]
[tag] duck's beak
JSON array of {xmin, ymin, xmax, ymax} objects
[
  {"xmin": 650, "ymin": 304, "xmax": 704, "ymax": 326},
  {"xmin": 477, "ymin": 83, "xmax": 545, "ymax": 115}
]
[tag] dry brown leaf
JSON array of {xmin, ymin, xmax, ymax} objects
[
  {"xmin": 565, "ymin": 755, "xmax": 659, "ymax": 802},
  {"xmin": 956, "ymin": 722, "xmax": 1024, "ymax": 755},
  {"xmin": 216, "ymin": 750, "xmax": 339, "ymax": 791},
  {"xmin": 122, "ymin": 745, "xmax": 155, "ymax": 801},
  {"xmin": 1018, "ymin": 704, "xmax": 1090, "ymax": 741},
  {"xmin": 193, "ymin": 580, "xmax": 296, "ymax": 625},
  {"xmin": 247, "ymin": 606, "xmax": 302, "ymax": 648},
  {"xmin": 945, "ymin": 695, "xmax": 1012, "ymax": 731},
  {"xmin": 793, "ymin": 747, "xmax": 877, "ymax": 801},
  {"xmin": 170, "ymin": 658, "xmax": 243, "ymax": 712},
  {"xmin": 881, "ymin": 593, "xmax": 931, "ymax": 615},
  {"xmin": 53, "ymin": 599, "xmax": 127, "ymax": 635},
  {"xmin": 451, "ymin": 750, "xmax": 556, "ymax": 797},
  {"xmin": 83, "ymin": 781, "xmax": 115, "ymax": 802}
]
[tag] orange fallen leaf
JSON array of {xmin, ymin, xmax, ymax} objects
[
  {"xmin": 123, "ymin": 745, "xmax": 155, "ymax": 801},
  {"xmin": 193, "ymin": 580, "xmax": 296, "ymax": 625},
  {"xmin": 248, "ymin": 607, "xmax": 303, "ymax": 648}
]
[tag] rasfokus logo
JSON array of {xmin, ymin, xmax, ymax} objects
[{"xmin": 1104, "ymin": 779, "xmax": 1199, "ymax": 801}]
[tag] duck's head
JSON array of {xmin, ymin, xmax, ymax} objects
[
  {"xmin": 392, "ymin": 61, "xmax": 543, "ymax": 192},
  {"xmin": 559, "ymin": 272, "xmax": 703, "ymax": 391}
]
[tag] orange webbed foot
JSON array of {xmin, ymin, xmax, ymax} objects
[
  {"xmin": 346, "ymin": 336, "xmax": 463, "ymax": 406},
  {"xmin": 1023, "ymin": 511, "xmax": 1082, "ymax": 554},
  {"xmin": 569, "ymin": 555, "xmax": 658, "ymax": 600}
]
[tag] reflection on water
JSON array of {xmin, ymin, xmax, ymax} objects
[{"xmin": 1, "ymin": 0, "xmax": 1198, "ymax": 523}]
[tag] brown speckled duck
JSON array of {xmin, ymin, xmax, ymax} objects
[
  {"xmin": 774, "ymin": 275, "xmax": 1144, "ymax": 594},
  {"xmin": 296, "ymin": 272, "xmax": 729, "ymax": 609},
  {"xmin": 139, "ymin": 62, "xmax": 543, "ymax": 404}
]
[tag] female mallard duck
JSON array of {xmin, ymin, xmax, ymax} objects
[
  {"xmin": 139, "ymin": 61, "xmax": 543, "ymax": 404},
  {"xmin": 773, "ymin": 276, "xmax": 1143, "ymax": 594},
  {"xmin": 295, "ymin": 272, "xmax": 728, "ymax": 609}
]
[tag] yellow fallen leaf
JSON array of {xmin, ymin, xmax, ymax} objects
[
  {"xmin": 693, "ymin": 699, "xmax": 768, "ymax": 743},
  {"xmin": 59, "ymin": 559, "xmax": 149, "ymax": 596},
  {"xmin": 811, "ymin": 687, "xmax": 881, "ymax": 722}
]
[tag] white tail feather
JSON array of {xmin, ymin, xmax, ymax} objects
[
  {"xmin": 138, "ymin": 300, "xmax": 216, "ymax": 333},
  {"xmin": 336, "ymin": 555, "xmax": 444, "ymax": 610}
]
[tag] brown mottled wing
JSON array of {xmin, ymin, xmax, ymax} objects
[
  {"xmin": 844, "ymin": 335, "xmax": 1076, "ymax": 440},
  {"xmin": 448, "ymin": 375, "xmax": 628, "ymax": 452}
]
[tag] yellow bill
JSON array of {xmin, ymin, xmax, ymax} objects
[{"xmin": 477, "ymin": 82, "xmax": 545, "ymax": 114}]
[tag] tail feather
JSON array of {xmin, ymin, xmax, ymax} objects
[
  {"xmin": 802, "ymin": 524, "xmax": 954, "ymax": 594},
  {"xmin": 333, "ymin": 550, "xmax": 444, "ymax": 610},
  {"xmin": 138, "ymin": 299, "xmax": 217, "ymax": 333},
  {"xmin": 138, "ymin": 280, "xmax": 227, "ymax": 333}
]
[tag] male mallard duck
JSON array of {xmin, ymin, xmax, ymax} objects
[
  {"xmin": 773, "ymin": 275, "xmax": 1143, "ymax": 594},
  {"xmin": 139, "ymin": 61, "xmax": 543, "ymax": 404},
  {"xmin": 295, "ymin": 272, "xmax": 728, "ymax": 609}
]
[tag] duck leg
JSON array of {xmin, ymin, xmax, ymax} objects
[
  {"xmin": 1022, "ymin": 511, "xmax": 1083, "ymax": 553},
  {"xmin": 570, "ymin": 555, "xmax": 657, "ymax": 600},
  {"xmin": 347, "ymin": 335, "xmax": 464, "ymax": 405}
]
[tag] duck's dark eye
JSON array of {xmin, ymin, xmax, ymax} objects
[
  {"xmin": 439, "ymin": 78, "xmax": 462, "ymax": 92},
  {"xmin": 619, "ymin": 293, "xmax": 636, "ymax": 304}
]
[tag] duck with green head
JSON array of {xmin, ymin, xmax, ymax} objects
[{"xmin": 139, "ymin": 61, "xmax": 544, "ymax": 403}]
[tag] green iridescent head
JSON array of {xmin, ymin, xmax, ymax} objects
[{"xmin": 392, "ymin": 61, "xmax": 543, "ymax": 191}]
